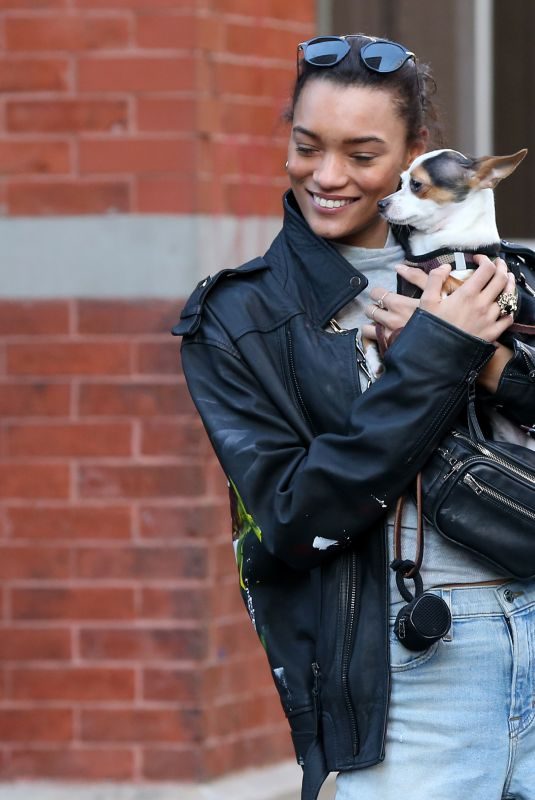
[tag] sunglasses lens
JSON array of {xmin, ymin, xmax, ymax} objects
[
  {"xmin": 304, "ymin": 38, "xmax": 350, "ymax": 67},
  {"xmin": 361, "ymin": 41, "xmax": 410, "ymax": 72}
]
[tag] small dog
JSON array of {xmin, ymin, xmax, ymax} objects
[{"xmin": 376, "ymin": 146, "xmax": 534, "ymax": 450}]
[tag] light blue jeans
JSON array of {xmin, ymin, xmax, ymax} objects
[{"xmin": 336, "ymin": 580, "xmax": 535, "ymax": 800}]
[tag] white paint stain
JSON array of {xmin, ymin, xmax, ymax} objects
[
  {"xmin": 312, "ymin": 536, "xmax": 339, "ymax": 550},
  {"xmin": 371, "ymin": 494, "xmax": 388, "ymax": 509}
]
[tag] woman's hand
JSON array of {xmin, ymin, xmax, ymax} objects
[{"xmin": 363, "ymin": 256, "xmax": 516, "ymax": 345}]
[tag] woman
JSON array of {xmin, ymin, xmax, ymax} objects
[{"xmin": 175, "ymin": 35, "xmax": 535, "ymax": 800}]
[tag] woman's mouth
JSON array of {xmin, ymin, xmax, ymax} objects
[{"xmin": 309, "ymin": 192, "xmax": 357, "ymax": 210}]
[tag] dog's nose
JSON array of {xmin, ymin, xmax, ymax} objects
[{"xmin": 377, "ymin": 198, "xmax": 390, "ymax": 211}]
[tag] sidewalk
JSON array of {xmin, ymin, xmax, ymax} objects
[{"xmin": 0, "ymin": 761, "xmax": 336, "ymax": 800}]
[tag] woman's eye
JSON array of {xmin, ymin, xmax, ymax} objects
[
  {"xmin": 410, "ymin": 178, "xmax": 423, "ymax": 192},
  {"xmin": 352, "ymin": 154, "xmax": 375, "ymax": 162},
  {"xmin": 295, "ymin": 145, "xmax": 317, "ymax": 156}
]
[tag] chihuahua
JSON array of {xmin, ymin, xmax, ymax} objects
[{"xmin": 376, "ymin": 146, "xmax": 534, "ymax": 450}]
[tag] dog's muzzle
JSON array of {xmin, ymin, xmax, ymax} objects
[{"xmin": 497, "ymin": 290, "xmax": 518, "ymax": 317}]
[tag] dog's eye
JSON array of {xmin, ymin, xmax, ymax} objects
[{"xmin": 410, "ymin": 178, "xmax": 423, "ymax": 193}]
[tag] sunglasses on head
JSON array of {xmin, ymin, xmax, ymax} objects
[{"xmin": 297, "ymin": 34, "xmax": 416, "ymax": 76}]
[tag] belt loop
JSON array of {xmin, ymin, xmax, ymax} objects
[{"xmin": 441, "ymin": 589, "xmax": 453, "ymax": 642}]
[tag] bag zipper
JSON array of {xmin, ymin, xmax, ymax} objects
[
  {"xmin": 450, "ymin": 430, "xmax": 535, "ymax": 484},
  {"xmin": 463, "ymin": 473, "xmax": 535, "ymax": 521},
  {"xmin": 340, "ymin": 551, "xmax": 361, "ymax": 756}
]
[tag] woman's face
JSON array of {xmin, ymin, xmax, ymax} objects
[{"xmin": 287, "ymin": 79, "xmax": 426, "ymax": 248}]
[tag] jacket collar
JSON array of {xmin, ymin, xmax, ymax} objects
[{"xmin": 271, "ymin": 191, "xmax": 369, "ymax": 328}]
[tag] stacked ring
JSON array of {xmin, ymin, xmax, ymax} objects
[
  {"xmin": 370, "ymin": 306, "xmax": 380, "ymax": 321},
  {"xmin": 497, "ymin": 290, "xmax": 518, "ymax": 317}
]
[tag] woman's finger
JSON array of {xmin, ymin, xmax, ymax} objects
[
  {"xmin": 395, "ymin": 264, "xmax": 428, "ymax": 290},
  {"xmin": 419, "ymin": 264, "xmax": 452, "ymax": 306},
  {"xmin": 479, "ymin": 259, "xmax": 509, "ymax": 304}
]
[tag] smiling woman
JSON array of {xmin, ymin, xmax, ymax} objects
[
  {"xmin": 286, "ymin": 82, "xmax": 425, "ymax": 247},
  {"xmin": 176, "ymin": 32, "xmax": 535, "ymax": 800}
]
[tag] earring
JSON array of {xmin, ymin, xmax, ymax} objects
[{"xmin": 285, "ymin": 161, "xmax": 289, "ymax": 170}]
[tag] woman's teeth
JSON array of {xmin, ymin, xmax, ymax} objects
[{"xmin": 313, "ymin": 194, "xmax": 354, "ymax": 209}]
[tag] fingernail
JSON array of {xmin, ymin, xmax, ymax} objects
[{"xmin": 395, "ymin": 264, "xmax": 408, "ymax": 272}]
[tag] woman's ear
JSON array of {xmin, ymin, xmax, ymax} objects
[{"xmin": 405, "ymin": 127, "xmax": 429, "ymax": 167}]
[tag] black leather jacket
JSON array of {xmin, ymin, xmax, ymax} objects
[{"xmin": 174, "ymin": 192, "xmax": 535, "ymax": 800}]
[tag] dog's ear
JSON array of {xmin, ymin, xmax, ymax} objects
[{"xmin": 471, "ymin": 148, "xmax": 528, "ymax": 189}]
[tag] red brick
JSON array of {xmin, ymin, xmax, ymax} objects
[
  {"xmin": 7, "ymin": 506, "xmax": 131, "ymax": 541},
  {"xmin": 0, "ymin": 58, "xmax": 69, "ymax": 92},
  {"xmin": 223, "ymin": 181, "xmax": 285, "ymax": 216},
  {"xmin": 81, "ymin": 708, "xmax": 202, "ymax": 743},
  {"xmin": 142, "ymin": 668, "xmax": 201, "ymax": 703},
  {"xmin": 210, "ymin": 617, "xmax": 258, "ymax": 659},
  {"xmin": 140, "ymin": 419, "xmax": 210, "ymax": 457},
  {"xmin": 0, "ymin": 545, "xmax": 70, "ymax": 579},
  {"xmin": 137, "ymin": 97, "xmax": 194, "ymax": 133},
  {"xmin": 11, "ymin": 667, "xmax": 135, "ymax": 701},
  {"xmin": 12, "ymin": 587, "xmax": 135, "ymax": 620},
  {"xmin": 8, "ymin": 180, "xmax": 130, "ymax": 215},
  {"xmin": 0, "ymin": 141, "xmax": 70, "ymax": 176},
  {"xmin": 205, "ymin": 692, "xmax": 283, "ymax": 738},
  {"xmin": 79, "ymin": 381, "xmax": 194, "ymax": 416},
  {"xmin": 136, "ymin": 13, "xmax": 195, "ymax": 49},
  {"xmin": 7, "ymin": 100, "xmax": 128, "ymax": 134},
  {"xmin": 0, "ymin": 383, "xmax": 70, "ymax": 417},
  {"xmin": 7, "ymin": 341, "xmax": 131, "ymax": 376},
  {"xmin": 78, "ymin": 300, "xmax": 177, "ymax": 334},
  {"xmin": 226, "ymin": 23, "xmax": 299, "ymax": 60},
  {"xmin": 78, "ymin": 463, "xmax": 205, "ymax": 499},
  {"xmin": 218, "ymin": 99, "xmax": 285, "ymax": 137},
  {"xmin": 139, "ymin": 502, "xmax": 229, "ymax": 539},
  {"xmin": 136, "ymin": 341, "xmax": 180, "ymax": 375},
  {"xmin": 75, "ymin": 544, "xmax": 208, "ymax": 580},
  {"xmin": 5, "ymin": 748, "xmax": 134, "ymax": 780},
  {"xmin": 0, "ymin": 301, "xmax": 69, "ymax": 335},
  {"xmin": 214, "ymin": 63, "xmax": 292, "ymax": 98},
  {"xmin": 0, "ymin": 0, "xmax": 67, "ymax": 7},
  {"xmin": 136, "ymin": 174, "xmax": 197, "ymax": 214},
  {"xmin": 0, "ymin": 464, "xmax": 69, "ymax": 499},
  {"xmin": 0, "ymin": 709, "xmax": 72, "ymax": 742},
  {"xmin": 76, "ymin": 0, "xmax": 187, "ymax": 8},
  {"xmin": 79, "ymin": 137, "xmax": 195, "ymax": 175},
  {"xmin": 0, "ymin": 628, "xmax": 71, "ymax": 661},
  {"xmin": 140, "ymin": 587, "xmax": 207, "ymax": 620},
  {"xmin": 202, "ymin": 652, "xmax": 272, "ymax": 702},
  {"xmin": 78, "ymin": 57, "xmax": 194, "ymax": 92},
  {"xmin": 80, "ymin": 627, "xmax": 207, "ymax": 661},
  {"xmin": 202, "ymin": 725, "xmax": 292, "ymax": 779},
  {"xmin": 142, "ymin": 747, "xmax": 202, "ymax": 781},
  {"xmin": 5, "ymin": 422, "xmax": 133, "ymax": 457},
  {"xmin": 6, "ymin": 16, "xmax": 129, "ymax": 52}
]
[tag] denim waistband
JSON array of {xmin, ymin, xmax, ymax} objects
[{"xmin": 389, "ymin": 578, "xmax": 535, "ymax": 620}]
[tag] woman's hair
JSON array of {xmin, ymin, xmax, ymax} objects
[{"xmin": 285, "ymin": 35, "xmax": 443, "ymax": 148}]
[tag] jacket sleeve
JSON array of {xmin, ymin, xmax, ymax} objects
[
  {"xmin": 489, "ymin": 338, "xmax": 535, "ymax": 434},
  {"xmin": 180, "ymin": 308, "xmax": 494, "ymax": 570}
]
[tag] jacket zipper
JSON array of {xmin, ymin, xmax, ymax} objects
[
  {"xmin": 463, "ymin": 473, "xmax": 535, "ymax": 520},
  {"xmin": 340, "ymin": 551, "xmax": 361, "ymax": 756},
  {"xmin": 286, "ymin": 324, "xmax": 316, "ymax": 434},
  {"xmin": 311, "ymin": 661, "xmax": 321, "ymax": 736}
]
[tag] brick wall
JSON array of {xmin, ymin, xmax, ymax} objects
[
  {"xmin": 1, "ymin": 0, "xmax": 313, "ymax": 217},
  {"xmin": 0, "ymin": 0, "xmax": 315, "ymax": 784}
]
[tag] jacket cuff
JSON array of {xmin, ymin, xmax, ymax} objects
[{"xmin": 491, "ymin": 339, "xmax": 535, "ymax": 431}]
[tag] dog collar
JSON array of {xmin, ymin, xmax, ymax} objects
[{"xmin": 404, "ymin": 244, "xmax": 501, "ymax": 274}]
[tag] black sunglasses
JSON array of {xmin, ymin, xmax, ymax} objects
[{"xmin": 297, "ymin": 34, "xmax": 416, "ymax": 76}]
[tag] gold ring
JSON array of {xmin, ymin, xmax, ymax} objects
[
  {"xmin": 377, "ymin": 291, "xmax": 390, "ymax": 310},
  {"xmin": 497, "ymin": 290, "xmax": 518, "ymax": 317},
  {"xmin": 370, "ymin": 305, "xmax": 380, "ymax": 321}
]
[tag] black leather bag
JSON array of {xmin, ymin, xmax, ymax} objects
[{"xmin": 420, "ymin": 381, "xmax": 535, "ymax": 579}]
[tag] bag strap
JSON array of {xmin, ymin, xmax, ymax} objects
[{"xmin": 393, "ymin": 473, "xmax": 424, "ymax": 579}]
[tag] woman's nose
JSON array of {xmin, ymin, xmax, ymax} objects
[{"xmin": 313, "ymin": 154, "xmax": 348, "ymax": 188}]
